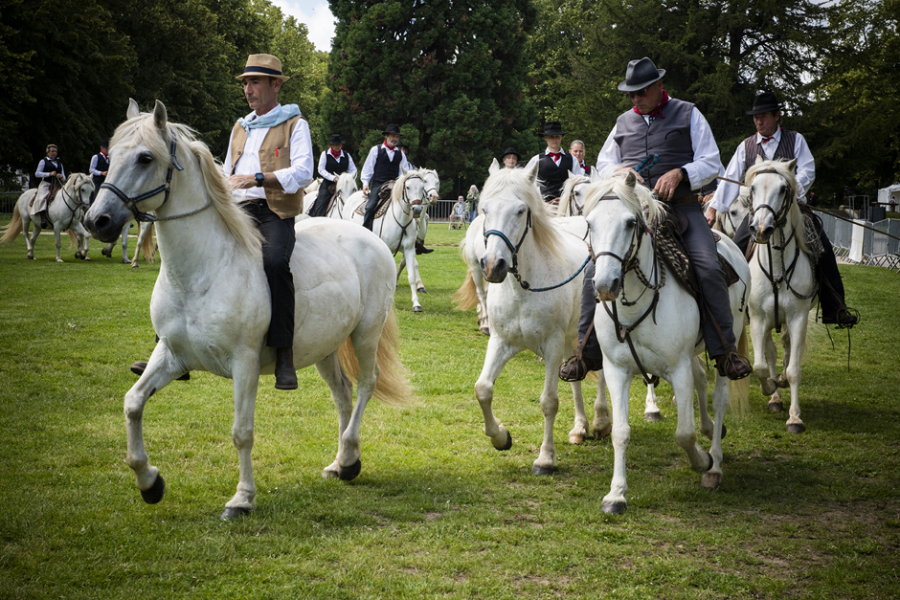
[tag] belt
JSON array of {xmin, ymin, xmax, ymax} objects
[
  {"xmin": 240, "ymin": 198, "xmax": 267, "ymax": 206},
  {"xmin": 668, "ymin": 194, "xmax": 700, "ymax": 205}
]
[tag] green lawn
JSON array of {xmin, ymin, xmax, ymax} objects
[{"xmin": 0, "ymin": 221, "xmax": 898, "ymax": 599}]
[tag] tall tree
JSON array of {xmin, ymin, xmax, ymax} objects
[{"xmin": 324, "ymin": 0, "xmax": 541, "ymax": 194}]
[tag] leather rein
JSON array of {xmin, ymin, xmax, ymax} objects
[{"xmin": 100, "ymin": 130, "xmax": 211, "ymax": 223}]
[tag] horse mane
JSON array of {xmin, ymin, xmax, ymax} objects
[
  {"xmin": 745, "ymin": 159, "xmax": 808, "ymax": 253},
  {"xmin": 481, "ymin": 167, "xmax": 566, "ymax": 260},
  {"xmin": 558, "ymin": 174, "xmax": 590, "ymax": 216},
  {"xmin": 111, "ymin": 113, "xmax": 263, "ymax": 260},
  {"xmin": 336, "ymin": 171, "xmax": 357, "ymax": 190},
  {"xmin": 582, "ymin": 169, "xmax": 666, "ymax": 228},
  {"xmin": 390, "ymin": 169, "xmax": 421, "ymax": 204}
]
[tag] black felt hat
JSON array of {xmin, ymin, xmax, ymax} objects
[
  {"xmin": 382, "ymin": 123, "xmax": 402, "ymax": 136},
  {"xmin": 746, "ymin": 92, "xmax": 784, "ymax": 115},
  {"xmin": 617, "ymin": 57, "xmax": 665, "ymax": 92},
  {"xmin": 538, "ymin": 122, "xmax": 568, "ymax": 136},
  {"xmin": 500, "ymin": 147, "xmax": 521, "ymax": 160},
  {"xmin": 327, "ymin": 134, "xmax": 344, "ymax": 145}
]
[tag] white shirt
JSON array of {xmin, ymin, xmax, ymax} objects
[
  {"xmin": 36, "ymin": 158, "xmax": 66, "ymax": 180},
  {"xmin": 360, "ymin": 142, "xmax": 412, "ymax": 188},
  {"xmin": 525, "ymin": 148, "xmax": 585, "ymax": 176},
  {"xmin": 317, "ymin": 150, "xmax": 357, "ymax": 182},
  {"xmin": 89, "ymin": 153, "xmax": 108, "ymax": 177},
  {"xmin": 595, "ymin": 104, "xmax": 721, "ymax": 191},
  {"xmin": 222, "ymin": 104, "xmax": 315, "ymax": 202},
  {"xmin": 709, "ymin": 128, "xmax": 816, "ymax": 213}
]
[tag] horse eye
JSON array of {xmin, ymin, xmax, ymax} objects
[{"xmin": 137, "ymin": 152, "xmax": 153, "ymax": 165}]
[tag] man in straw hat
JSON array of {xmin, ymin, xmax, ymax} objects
[
  {"xmin": 309, "ymin": 134, "xmax": 357, "ymax": 217},
  {"xmin": 526, "ymin": 122, "xmax": 583, "ymax": 203},
  {"xmin": 707, "ymin": 92, "xmax": 858, "ymax": 327},
  {"xmin": 360, "ymin": 123, "xmax": 412, "ymax": 231},
  {"xmin": 223, "ymin": 53, "xmax": 314, "ymax": 389},
  {"xmin": 560, "ymin": 57, "xmax": 752, "ymax": 382}
]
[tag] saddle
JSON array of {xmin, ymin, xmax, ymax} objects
[
  {"xmin": 355, "ymin": 181, "xmax": 395, "ymax": 219},
  {"xmin": 307, "ymin": 182, "xmax": 339, "ymax": 216},
  {"xmin": 30, "ymin": 178, "xmax": 62, "ymax": 209}
]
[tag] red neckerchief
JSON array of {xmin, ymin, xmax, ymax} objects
[
  {"xmin": 547, "ymin": 151, "xmax": 562, "ymax": 160},
  {"xmin": 633, "ymin": 90, "xmax": 670, "ymax": 119},
  {"xmin": 383, "ymin": 141, "xmax": 396, "ymax": 151},
  {"xmin": 330, "ymin": 149, "xmax": 341, "ymax": 159},
  {"xmin": 100, "ymin": 151, "xmax": 108, "ymax": 160},
  {"xmin": 759, "ymin": 128, "xmax": 780, "ymax": 144}
]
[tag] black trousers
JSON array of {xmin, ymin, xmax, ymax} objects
[
  {"xmin": 308, "ymin": 180, "xmax": 333, "ymax": 217},
  {"xmin": 241, "ymin": 200, "xmax": 296, "ymax": 348},
  {"xmin": 362, "ymin": 180, "xmax": 387, "ymax": 231},
  {"xmin": 732, "ymin": 209, "xmax": 847, "ymax": 316}
]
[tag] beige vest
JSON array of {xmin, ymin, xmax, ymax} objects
[{"xmin": 230, "ymin": 115, "xmax": 304, "ymax": 219}]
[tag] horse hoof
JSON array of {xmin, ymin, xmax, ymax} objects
[
  {"xmin": 74, "ymin": 251, "xmax": 83, "ymax": 260},
  {"xmin": 760, "ymin": 378, "xmax": 778, "ymax": 395},
  {"xmin": 413, "ymin": 306, "xmax": 423, "ymax": 313},
  {"xmin": 220, "ymin": 506, "xmax": 251, "ymax": 521},
  {"xmin": 417, "ymin": 287, "xmax": 427, "ymax": 293},
  {"xmin": 776, "ymin": 373, "xmax": 790, "ymax": 388},
  {"xmin": 701, "ymin": 472, "xmax": 723, "ymax": 489},
  {"xmin": 27, "ymin": 254, "xmax": 34, "ymax": 260},
  {"xmin": 101, "ymin": 248, "xmax": 111, "ymax": 257},
  {"xmin": 495, "ymin": 431, "xmax": 513, "ymax": 451},
  {"xmin": 644, "ymin": 411, "xmax": 662, "ymax": 422},
  {"xmin": 479, "ymin": 326, "xmax": 490, "ymax": 336},
  {"xmin": 140, "ymin": 473, "xmax": 165, "ymax": 504},
  {"xmin": 338, "ymin": 459, "xmax": 362, "ymax": 481},
  {"xmin": 532, "ymin": 465, "xmax": 557, "ymax": 476},
  {"xmin": 122, "ymin": 259, "xmax": 131, "ymax": 264},
  {"xmin": 768, "ymin": 401, "xmax": 784, "ymax": 413},
  {"xmin": 786, "ymin": 423, "xmax": 806, "ymax": 434},
  {"xmin": 568, "ymin": 432, "xmax": 585, "ymax": 445},
  {"xmin": 602, "ymin": 500, "xmax": 627, "ymax": 514},
  {"xmin": 593, "ymin": 424, "xmax": 612, "ymax": 439}
]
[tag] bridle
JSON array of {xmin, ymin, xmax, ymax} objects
[
  {"xmin": 55, "ymin": 176, "xmax": 92, "ymax": 231},
  {"xmin": 380, "ymin": 173, "xmax": 425, "ymax": 254},
  {"xmin": 100, "ymin": 130, "xmax": 210, "ymax": 223}
]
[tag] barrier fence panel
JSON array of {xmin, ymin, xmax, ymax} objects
[
  {"xmin": 1, "ymin": 191, "xmax": 21, "ymax": 215},
  {"xmin": 428, "ymin": 199, "xmax": 466, "ymax": 222}
]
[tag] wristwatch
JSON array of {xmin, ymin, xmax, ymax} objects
[
  {"xmin": 254, "ymin": 172, "xmax": 264, "ymax": 187},
  {"xmin": 679, "ymin": 167, "xmax": 688, "ymax": 180}
]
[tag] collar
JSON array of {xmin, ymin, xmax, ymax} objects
[
  {"xmin": 382, "ymin": 141, "xmax": 396, "ymax": 151},
  {"xmin": 633, "ymin": 90, "xmax": 670, "ymax": 118},
  {"xmin": 329, "ymin": 149, "xmax": 343, "ymax": 159},
  {"xmin": 100, "ymin": 151, "xmax": 108, "ymax": 160},
  {"xmin": 757, "ymin": 127, "xmax": 782, "ymax": 145}
]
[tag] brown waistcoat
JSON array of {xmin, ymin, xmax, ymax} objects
[{"xmin": 230, "ymin": 116, "xmax": 305, "ymax": 219}]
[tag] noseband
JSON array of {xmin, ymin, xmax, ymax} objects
[
  {"xmin": 483, "ymin": 208, "xmax": 533, "ymax": 282},
  {"xmin": 100, "ymin": 130, "xmax": 208, "ymax": 223},
  {"xmin": 588, "ymin": 195, "xmax": 648, "ymax": 273}
]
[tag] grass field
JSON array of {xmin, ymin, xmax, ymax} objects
[{"xmin": 1, "ymin": 220, "xmax": 898, "ymax": 599}]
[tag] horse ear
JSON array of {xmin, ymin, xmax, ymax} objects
[
  {"xmin": 525, "ymin": 159, "xmax": 540, "ymax": 184},
  {"xmin": 785, "ymin": 158, "xmax": 797, "ymax": 172},
  {"xmin": 489, "ymin": 158, "xmax": 500, "ymax": 175},
  {"xmin": 590, "ymin": 168, "xmax": 602, "ymax": 183},
  {"xmin": 754, "ymin": 154, "xmax": 765, "ymax": 166},
  {"xmin": 153, "ymin": 100, "xmax": 168, "ymax": 131},
  {"xmin": 400, "ymin": 165, "xmax": 408, "ymax": 176},
  {"xmin": 127, "ymin": 98, "xmax": 140, "ymax": 120},
  {"xmin": 625, "ymin": 171, "xmax": 636, "ymax": 188}
]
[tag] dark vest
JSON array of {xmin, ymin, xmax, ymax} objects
[
  {"xmin": 372, "ymin": 145, "xmax": 401, "ymax": 184},
  {"xmin": 537, "ymin": 152, "xmax": 574, "ymax": 201},
  {"xmin": 741, "ymin": 129, "xmax": 797, "ymax": 180},
  {"xmin": 40, "ymin": 158, "xmax": 64, "ymax": 184},
  {"xmin": 325, "ymin": 152, "xmax": 349, "ymax": 177},
  {"xmin": 614, "ymin": 98, "xmax": 695, "ymax": 200},
  {"xmin": 92, "ymin": 153, "xmax": 109, "ymax": 188}
]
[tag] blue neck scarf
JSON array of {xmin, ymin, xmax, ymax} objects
[{"xmin": 237, "ymin": 104, "xmax": 301, "ymax": 134}]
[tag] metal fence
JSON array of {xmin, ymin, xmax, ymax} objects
[
  {"xmin": 0, "ymin": 191, "xmax": 21, "ymax": 215},
  {"xmin": 819, "ymin": 213, "xmax": 900, "ymax": 271},
  {"xmin": 427, "ymin": 199, "xmax": 471, "ymax": 223}
]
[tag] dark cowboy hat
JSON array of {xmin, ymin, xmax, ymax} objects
[
  {"xmin": 100, "ymin": 139, "xmax": 109, "ymax": 148},
  {"xmin": 500, "ymin": 147, "xmax": 521, "ymax": 160},
  {"xmin": 746, "ymin": 92, "xmax": 784, "ymax": 115},
  {"xmin": 327, "ymin": 134, "xmax": 345, "ymax": 145},
  {"xmin": 382, "ymin": 123, "xmax": 402, "ymax": 136},
  {"xmin": 538, "ymin": 122, "xmax": 568, "ymax": 136},
  {"xmin": 617, "ymin": 57, "xmax": 666, "ymax": 92}
]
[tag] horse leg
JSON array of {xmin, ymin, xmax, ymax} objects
[
  {"xmin": 123, "ymin": 344, "xmax": 191, "ymax": 508},
  {"xmin": 54, "ymin": 227, "xmax": 63, "ymax": 262},
  {"xmin": 396, "ymin": 257, "xmax": 407, "ymax": 288},
  {"xmin": 222, "ymin": 355, "xmax": 261, "ymax": 519},
  {"xmin": 24, "ymin": 215, "xmax": 36, "ymax": 259},
  {"xmin": 402, "ymin": 245, "xmax": 423, "ymax": 312},
  {"xmin": 763, "ymin": 335, "xmax": 784, "ymax": 410},
  {"xmin": 750, "ymin": 315, "xmax": 781, "ymax": 408},
  {"xmin": 643, "ymin": 380, "xmax": 662, "ymax": 422},
  {"xmin": 73, "ymin": 222, "xmax": 91, "ymax": 261},
  {"xmin": 121, "ymin": 222, "xmax": 133, "ymax": 263},
  {"xmin": 475, "ymin": 337, "xmax": 520, "ymax": 452},
  {"xmin": 783, "ymin": 316, "xmax": 808, "ymax": 434},
  {"xmin": 569, "ymin": 380, "xmax": 589, "ymax": 444},
  {"xmin": 694, "ymin": 356, "xmax": 714, "ymax": 440},
  {"xmin": 601, "ymin": 365, "xmax": 633, "ymax": 514},
  {"xmin": 776, "ymin": 330, "xmax": 792, "ymax": 388},
  {"xmin": 314, "ymin": 351, "xmax": 355, "ymax": 479},
  {"xmin": 592, "ymin": 369, "xmax": 611, "ymax": 439},
  {"xmin": 672, "ymin": 358, "xmax": 710, "ymax": 474},
  {"xmin": 533, "ymin": 341, "xmax": 565, "ymax": 475},
  {"xmin": 701, "ymin": 370, "xmax": 730, "ymax": 489}
]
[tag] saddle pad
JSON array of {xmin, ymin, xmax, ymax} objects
[{"xmin": 355, "ymin": 182, "xmax": 394, "ymax": 219}]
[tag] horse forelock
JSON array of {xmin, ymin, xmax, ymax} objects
[
  {"xmin": 481, "ymin": 167, "xmax": 566, "ymax": 258},
  {"xmin": 583, "ymin": 172, "xmax": 665, "ymax": 228},
  {"xmin": 110, "ymin": 111, "xmax": 263, "ymax": 260},
  {"xmin": 745, "ymin": 159, "xmax": 807, "ymax": 252}
]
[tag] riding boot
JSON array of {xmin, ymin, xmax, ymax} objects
[
  {"xmin": 713, "ymin": 350, "xmax": 752, "ymax": 380},
  {"xmin": 415, "ymin": 239, "xmax": 434, "ymax": 254},
  {"xmin": 274, "ymin": 346, "xmax": 298, "ymax": 390},
  {"xmin": 559, "ymin": 261, "xmax": 603, "ymax": 382},
  {"xmin": 40, "ymin": 210, "xmax": 51, "ymax": 229},
  {"xmin": 130, "ymin": 361, "xmax": 190, "ymax": 381}
]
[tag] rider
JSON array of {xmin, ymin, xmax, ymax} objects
[
  {"xmin": 559, "ymin": 57, "xmax": 752, "ymax": 382},
  {"xmin": 88, "ymin": 140, "xmax": 109, "ymax": 205},
  {"xmin": 309, "ymin": 134, "xmax": 356, "ymax": 217},
  {"xmin": 525, "ymin": 122, "xmax": 582, "ymax": 204},
  {"xmin": 569, "ymin": 140, "xmax": 591, "ymax": 176},
  {"xmin": 360, "ymin": 124, "xmax": 412, "ymax": 231},
  {"xmin": 705, "ymin": 92, "xmax": 859, "ymax": 327},
  {"xmin": 32, "ymin": 144, "xmax": 66, "ymax": 229},
  {"xmin": 501, "ymin": 147, "xmax": 520, "ymax": 169}
]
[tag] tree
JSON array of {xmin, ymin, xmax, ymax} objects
[{"xmin": 324, "ymin": 0, "xmax": 541, "ymax": 195}]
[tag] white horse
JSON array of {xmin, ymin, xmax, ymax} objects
[
  {"xmin": 100, "ymin": 221, "xmax": 156, "ymax": 267},
  {"xmin": 397, "ymin": 168, "xmax": 440, "ymax": 294},
  {"xmin": 459, "ymin": 159, "xmax": 595, "ymax": 474},
  {"xmin": 746, "ymin": 158, "xmax": 815, "ymax": 433},
  {"xmin": 707, "ymin": 187, "xmax": 751, "ymax": 238},
  {"xmin": 299, "ymin": 172, "xmax": 357, "ymax": 220},
  {"xmin": 84, "ymin": 100, "xmax": 412, "ymax": 519},
  {"xmin": 556, "ymin": 171, "xmax": 599, "ymax": 217},
  {"xmin": 583, "ymin": 172, "xmax": 750, "ymax": 513},
  {"xmin": 342, "ymin": 169, "xmax": 427, "ymax": 312},
  {"xmin": 1, "ymin": 173, "xmax": 94, "ymax": 262}
]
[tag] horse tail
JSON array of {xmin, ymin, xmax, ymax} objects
[
  {"xmin": 453, "ymin": 268, "xmax": 480, "ymax": 311},
  {"xmin": 337, "ymin": 307, "xmax": 414, "ymax": 407},
  {"xmin": 141, "ymin": 223, "xmax": 156, "ymax": 263},
  {"xmin": 728, "ymin": 325, "xmax": 751, "ymax": 418},
  {"xmin": 67, "ymin": 230, "xmax": 78, "ymax": 249},
  {"xmin": 0, "ymin": 209, "xmax": 23, "ymax": 244}
]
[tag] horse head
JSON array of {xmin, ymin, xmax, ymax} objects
[
  {"xmin": 747, "ymin": 157, "xmax": 798, "ymax": 244},
  {"xmin": 558, "ymin": 172, "xmax": 593, "ymax": 217},
  {"xmin": 420, "ymin": 169, "xmax": 441, "ymax": 205},
  {"xmin": 396, "ymin": 167, "xmax": 426, "ymax": 219},
  {"xmin": 583, "ymin": 171, "xmax": 661, "ymax": 301}
]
